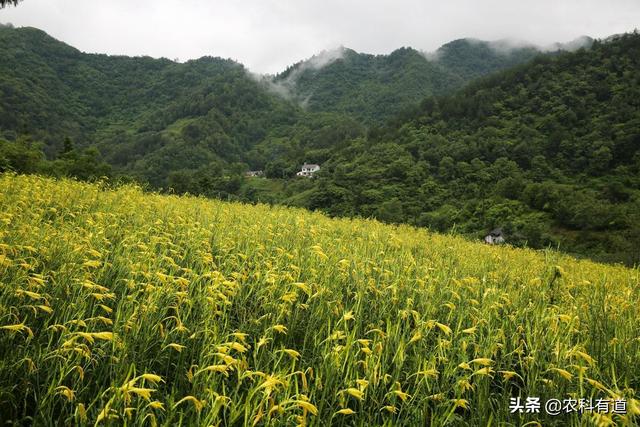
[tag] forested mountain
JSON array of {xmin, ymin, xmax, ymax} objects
[
  {"xmin": 0, "ymin": 25, "xmax": 553, "ymax": 187},
  {"xmin": 269, "ymin": 40, "xmax": 551, "ymax": 123},
  {"xmin": 270, "ymin": 47, "xmax": 459, "ymax": 124},
  {"xmin": 434, "ymin": 39, "xmax": 546, "ymax": 81},
  {"xmin": 307, "ymin": 32, "xmax": 640, "ymax": 264},
  {"xmin": 0, "ymin": 25, "xmax": 366, "ymax": 188},
  {"xmin": 0, "ymin": 25, "xmax": 177, "ymax": 148},
  {"xmin": 1, "ymin": 24, "xmax": 638, "ymax": 264}
]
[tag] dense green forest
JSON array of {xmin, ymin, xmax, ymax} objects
[
  {"xmin": 0, "ymin": 24, "xmax": 548, "ymax": 192},
  {"xmin": 0, "ymin": 25, "xmax": 310, "ymax": 186},
  {"xmin": 269, "ymin": 41, "xmax": 550, "ymax": 124},
  {"xmin": 1, "ymin": 23, "xmax": 638, "ymax": 264},
  {"xmin": 308, "ymin": 33, "xmax": 640, "ymax": 265}
]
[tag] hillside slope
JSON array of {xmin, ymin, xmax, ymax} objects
[
  {"xmin": 308, "ymin": 33, "xmax": 640, "ymax": 264},
  {"xmin": 0, "ymin": 25, "xmax": 591, "ymax": 186},
  {"xmin": 2, "ymin": 25, "xmax": 634, "ymax": 264},
  {"xmin": 1, "ymin": 174, "xmax": 639, "ymax": 425},
  {"xmin": 0, "ymin": 25, "xmax": 561, "ymax": 191},
  {"xmin": 0, "ymin": 25, "xmax": 359, "ymax": 188},
  {"xmin": 271, "ymin": 40, "xmax": 550, "ymax": 124},
  {"xmin": 431, "ymin": 38, "xmax": 590, "ymax": 81}
]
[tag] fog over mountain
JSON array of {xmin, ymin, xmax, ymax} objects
[
  {"xmin": 255, "ymin": 35, "xmax": 593, "ymax": 122},
  {"xmin": 0, "ymin": 0, "xmax": 637, "ymax": 73}
]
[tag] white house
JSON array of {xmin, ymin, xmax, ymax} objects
[
  {"xmin": 484, "ymin": 228, "xmax": 505, "ymax": 244},
  {"xmin": 245, "ymin": 170, "xmax": 264, "ymax": 178},
  {"xmin": 296, "ymin": 163, "xmax": 320, "ymax": 177}
]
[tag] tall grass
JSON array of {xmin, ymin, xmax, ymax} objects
[{"xmin": 0, "ymin": 174, "xmax": 638, "ymax": 426}]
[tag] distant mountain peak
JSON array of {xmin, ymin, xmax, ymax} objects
[
  {"xmin": 543, "ymin": 35, "xmax": 594, "ymax": 52},
  {"xmin": 433, "ymin": 35, "xmax": 593, "ymax": 58},
  {"xmin": 434, "ymin": 37, "xmax": 538, "ymax": 56},
  {"xmin": 305, "ymin": 46, "xmax": 351, "ymax": 68}
]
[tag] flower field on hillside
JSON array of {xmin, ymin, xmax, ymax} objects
[{"xmin": 0, "ymin": 174, "xmax": 638, "ymax": 426}]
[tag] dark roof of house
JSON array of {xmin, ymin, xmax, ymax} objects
[{"xmin": 488, "ymin": 228, "xmax": 503, "ymax": 237}]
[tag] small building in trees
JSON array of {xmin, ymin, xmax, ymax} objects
[
  {"xmin": 484, "ymin": 228, "xmax": 505, "ymax": 245},
  {"xmin": 296, "ymin": 163, "xmax": 320, "ymax": 177},
  {"xmin": 245, "ymin": 170, "xmax": 264, "ymax": 178}
]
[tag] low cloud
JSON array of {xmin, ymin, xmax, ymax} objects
[
  {"xmin": 540, "ymin": 35, "xmax": 594, "ymax": 52},
  {"xmin": 252, "ymin": 46, "xmax": 347, "ymax": 105},
  {"xmin": 305, "ymin": 47, "xmax": 347, "ymax": 69},
  {"xmin": 2, "ymin": 1, "xmax": 638, "ymax": 74},
  {"xmin": 422, "ymin": 35, "xmax": 593, "ymax": 62},
  {"xmin": 257, "ymin": 34, "xmax": 595, "ymax": 104}
]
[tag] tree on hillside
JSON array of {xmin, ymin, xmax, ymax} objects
[{"xmin": 0, "ymin": 0, "xmax": 21, "ymax": 8}]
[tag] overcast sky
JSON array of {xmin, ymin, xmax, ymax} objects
[{"xmin": 1, "ymin": 0, "xmax": 639, "ymax": 74}]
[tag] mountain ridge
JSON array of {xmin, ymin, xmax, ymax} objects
[
  {"xmin": 267, "ymin": 36, "xmax": 593, "ymax": 123},
  {"xmin": 2, "ymin": 25, "xmax": 638, "ymax": 264},
  {"xmin": 0, "ymin": 24, "xmax": 552, "ymax": 176},
  {"xmin": 306, "ymin": 32, "xmax": 640, "ymax": 264}
]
